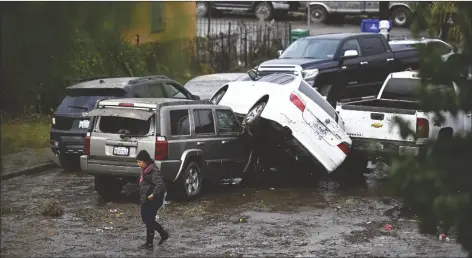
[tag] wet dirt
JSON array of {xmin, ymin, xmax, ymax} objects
[{"xmin": 1, "ymin": 167, "xmax": 468, "ymax": 257}]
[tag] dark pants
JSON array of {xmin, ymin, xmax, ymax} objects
[{"xmin": 140, "ymin": 196, "xmax": 166, "ymax": 237}]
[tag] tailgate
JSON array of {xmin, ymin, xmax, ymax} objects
[{"xmin": 339, "ymin": 105, "xmax": 417, "ymax": 142}]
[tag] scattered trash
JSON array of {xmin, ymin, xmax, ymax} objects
[
  {"xmin": 42, "ymin": 200, "xmax": 64, "ymax": 217},
  {"xmin": 384, "ymin": 224, "xmax": 393, "ymax": 231},
  {"xmin": 239, "ymin": 217, "xmax": 246, "ymax": 223},
  {"xmin": 95, "ymin": 228, "xmax": 103, "ymax": 232},
  {"xmin": 109, "ymin": 209, "xmax": 118, "ymax": 213},
  {"xmin": 104, "ymin": 226, "xmax": 114, "ymax": 230},
  {"xmin": 439, "ymin": 233, "xmax": 450, "ymax": 242},
  {"xmin": 366, "ymin": 221, "xmax": 372, "ymax": 225},
  {"xmin": 335, "ymin": 206, "xmax": 341, "ymax": 211}
]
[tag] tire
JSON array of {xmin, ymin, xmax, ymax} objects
[
  {"xmin": 310, "ymin": 5, "xmax": 329, "ymax": 24},
  {"xmin": 168, "ymin": 161, "xmax": 203, "ymax": 202},
  {"xmin": 333, "ymin": 151, "xmax": 368, "ymax": 185},
  {"xmin": 59, "ymin": 154, "xmax": 80, "ymax": 172},
  {"xmin": 391, "ymin": 6, "xmax": 412, "ymax": 28},
  {"xmin": 94, "ymin": 176, "xmax": 124, "ymax": 202},
  {"xmin": 196, "ymin": 2, "xmax": 209, "ymax": 17},
  {"xmin": 254, "ymin": 2, "xmax": 273, "ymax": 21},
  {"xmin": 243, "ymin": 101, "xmax": 267, "ymax": 134}
]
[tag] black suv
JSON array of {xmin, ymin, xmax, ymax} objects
[{"xmin": 50, "ymin": 75, "xmax": 200, "ymax": 171}]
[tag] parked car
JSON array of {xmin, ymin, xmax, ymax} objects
[
  {"xmin": 256, "ymin": 32, "xmax": 420, "ymax": 107},
  {"xmin": 50, "ymin": 76, "xmax": 200, "ymax": 171},
  {"xmin": 389, "ymin": 38, "xmax": 455, "ymax": 62},
  {"xmin": 210, "ymin": 72, "xmax": 352, "ymax": 175},
  {"xmin": 336, "ymin": 71, "xmax": 472, "ymax": 173},
  {"xmin": 196, "ymin": 1, "xmax": 302, "ymax": 20},
  {"xmin": 184, "ymin": 73, "xmax": 250, "ymax": 100},
  {"xmin": 80, "ymin": 98, "xmax": 251, "ymax": 201},
  {"xmin": 308, "ymin": 1, "xmax": 418, "ymax": 27}
]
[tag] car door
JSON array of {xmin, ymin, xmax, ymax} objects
[
  {"xmin": 192, "ymin": 108, "xmax": 222, "ymax": 178},
  {"xmin": 339, "ymin": 38, "xmax": 364, "ymax": 95},
  {"xmin": 358, "ymin": 36, "xmax": 393, "ymax": 95},
  {"xmin": 215, "ymin": 108, "xmax": 246, "ymax": 179}
]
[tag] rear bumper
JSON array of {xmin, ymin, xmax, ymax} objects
[
  {"xmin": 351, "ymin": 138, "xmax": 428, "ymax": 157},
  {"xmin": 80, "ymin": 156, "xmax": 181, "ymax": 182},
  {"xmin": 50, "ymin": 129, "xmax": 87, "ymax": 155}
]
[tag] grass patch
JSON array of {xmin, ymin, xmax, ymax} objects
[{"xmin": 2, "ymin": 116, "xmax": 50, "ymax": 155}]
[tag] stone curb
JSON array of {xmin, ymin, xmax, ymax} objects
[{"xmin": 1, "ymin": 162, "xmax": 58, "ymax": 180}]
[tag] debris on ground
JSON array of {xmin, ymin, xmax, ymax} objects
[
  {"xmin": 41, "ymin": 200, "xmax": 64, "ymax": 217},
  {"xmin": 439, "ymin": 233, "xmax": 450, "ymax": 242},
  {"xmin": 109, "ymin": 209, "xmax": 118, "ymax": 213},
  {"xmin": 384, "ymin": 224, "xmax": 393, "ymax": 231},
  {"xmin": 95, "ymin": 228, "xmax": 103, "ymax": 232},
  {"xmin": 104, "ymin": 226, "xmax": 114, "ymax": 230}
]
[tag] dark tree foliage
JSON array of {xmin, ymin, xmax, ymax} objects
[{"xmin": 390, "ymin": 2, "xmax": 471, "ymax": 256}]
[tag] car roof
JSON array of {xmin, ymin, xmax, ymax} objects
[
  {"xmin": 184, "ymin": 73, "xmax": 247, "ymax": 85},
  {"xmin": 304, "ymin": 32, "xmax": 374, "ymax": 40},
  {"xmin": 99, "ymin": 98, "xmax": 199, "ymax": 106},
  {"xmin": 67, "ymin": 75, "xmax": 173, "ymax": 90}
]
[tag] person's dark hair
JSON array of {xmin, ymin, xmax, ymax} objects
[{"xmin": 136, "ymin": 150, "xmax": 153, "ymax": 164}]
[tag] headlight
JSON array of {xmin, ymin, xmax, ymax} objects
[
  {"xmin": 301, "ymin": 69, "xmax": 319, "ymax": 80},
  {"xmin": 52, "ymin": 117, "xmax": 56, "ymax": 125}
]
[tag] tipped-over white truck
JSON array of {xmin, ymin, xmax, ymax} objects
[{"xmin": 336, "ymin": 71, "xmax": 472, "ymax": 172}]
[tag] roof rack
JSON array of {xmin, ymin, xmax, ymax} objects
[{"xmin": 129, "ymin": 75, "xmax": 169, "ymax": 84}]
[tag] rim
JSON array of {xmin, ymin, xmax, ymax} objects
[
  {"xmin": 185, "ymin": 167, "xmax": 200, "ymax": 196},
  {"xmin": 256, "ymin": 5, "xmax": 270, "ymax": 20},
  {"xmin": 245, "ymin": 103, "xmax": 265, "ymax": 124},
  {"xmin": 311, "ymin": 9, "xmax": 324, "ymax": 22},
  {"xmin": 394, "ymin": 12, "xmax": 407, "ymax": 25},
  {"xmin": 196, "ymin": 3, "xmax": 207, "ymax": 16}
]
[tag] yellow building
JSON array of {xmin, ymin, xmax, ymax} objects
[{"xmin": 122, "ymin": 1, "xmax": 196, "ymax": 44}]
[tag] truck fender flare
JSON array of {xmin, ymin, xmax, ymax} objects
[
  {"xmin": 309, "ymin": 2, "xmax": 331, "ymax": 13},
  {"xmin": 389, "ymin": 3, "xmax": 412, "ymax": 12},
  {"xmin": 172, "ymin": 149, "xmax": 204, "ymax": 182}
]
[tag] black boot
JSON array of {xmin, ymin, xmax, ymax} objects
[
  {"xmin": 141, "ymin": 229, "xmax": 154, "ymax": 249},
  {"xmin": 154, "ymin": 221, "xmax": 169, "ymax": 245}
]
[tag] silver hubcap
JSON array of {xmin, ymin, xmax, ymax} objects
[
  {"xmin": 196, "ymin": 3, "xmax": 207, "ymax": 16},
  {"xmin": 394, "ymin": 13, "xmax": 406, "ymax": 25},
  {"xmin": 185, "ymin": 168, "xmax": 200, "ymax": 195},
  {"xmin": 311, "ymin": 9, "xmax": 324, "ymax": 21},
  {"xmin": 245, "ymin": 103, "xmax": 265, "ymax": 124},
  {"xmin": 256, "ymin": 6, "xmax": 270, "ymax": 20}
]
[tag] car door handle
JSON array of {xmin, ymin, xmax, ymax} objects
[
  {"xmin": 197, "ymin": 142, "xmax": 205, "ymax": 146},
  {"xmin": 387, "ymin": 58, "xmax": 394, "ymax": 62},
  {"xmin": 222, "ymin": 140, "xmax": 230, "ymax": 144},
  {"xmin": 360, "ymin": 61, "xmax": 368, "ymax": 65}
]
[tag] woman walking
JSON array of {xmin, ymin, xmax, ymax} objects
[{"xmin": 136, "ymin": 150, "xmax": 169, "ymax": 248}]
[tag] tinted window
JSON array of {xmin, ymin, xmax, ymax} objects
[
  {"xmin": 360, "ymin": 37, "xmax": 386, "ymax": 56},
  {"xmin": 298, "ymin": 81, "xmax": 336, "ymax": 118},
  {"xmin": 429, "ymin": 41, "xmax": 452, "ymax": 55},
  {"xmin": 341, "ymin": 39, "xmax": 361, "ymax": 54},
  {"xmin": 381, "ymin": 78, "xmax": 454, "ymax": 101},
  {"xmin": 147, "ymin": 83, "xmax": 167, "ymax": 98},
  {"xmin": 99, "ymin": 117, "xmax": 151, "ymax": 135},
  {"xmin": 194, "ymin": 109, "xmax": 215, "ymax": 134},
  {"xmin": 133, "ymin": 85, "xmax": 149, "ymax": 97},
  {"xmin": 164, "ymin": 82, "xmax": 187, "ymax": 99},
  {"xmin": 216, "ymin": 109, "xmax": 240, "ymax": 134},
  {"xmin": 279, "ymin": 39, "xmax": 341, "ymax": 59},
  {"xmin": 56, "ymin": 88, "xmax": 125, "ymax": 113},
  {"xmin": 170, "ymin": 110, "xmax": 190, "ymax": 135}
]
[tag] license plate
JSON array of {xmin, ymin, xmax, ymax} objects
[
  {"xmin": 78, "ymin": 120, "xmax": 90, "ymax": 129},
  {"xmin": 113, "ymin": 146, "xmax": 129, "ymax": 156}
]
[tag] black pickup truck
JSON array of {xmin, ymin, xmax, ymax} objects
[{"xmin": 256, "ymin": 32, "xmax": 419, "ymax": 106}]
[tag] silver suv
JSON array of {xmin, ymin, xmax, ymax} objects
[{"xmin": 80, "ymin": 98, "xmax": 249, "ymax": 201}]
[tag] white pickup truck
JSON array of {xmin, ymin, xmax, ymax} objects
[{"xmin": 337, "ymin": 71, "xmax": 472, "ymax": 170}]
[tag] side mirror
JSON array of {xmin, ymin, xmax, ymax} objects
[
  {"xmin": 247, "ymin": 69, "xmax": 258, "ymax": 81},
  {"xmin": 276, "ymin": 50, "xmax": 283, "ymax": 58},
  {"xmin": 341, "ymin": 50, "xmax": 359, "ymax": 58}
]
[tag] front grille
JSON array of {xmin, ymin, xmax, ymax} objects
[{"xmin": 53, "ymin": 116, "xmax": 74, "ymax": 130}]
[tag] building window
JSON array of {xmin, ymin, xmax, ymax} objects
[{"xmin": 151, "ymin": 2, "xmax": 164, "ymax": 33}]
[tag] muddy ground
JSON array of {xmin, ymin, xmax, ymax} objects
[{"xmin": 1, "ymin": 166, "xmax": 467, "ymax": 257}]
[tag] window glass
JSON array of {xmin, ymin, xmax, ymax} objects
[
  {"xmin": 216, "ymin": 109, "xmax": 240, "ymax": 133},
  {"xmin": 381, "ymin": 78, "xmax": 454, "ymax": 101},
  {"xmin": 170, "ymin": 110, "xmax": 190, "ymax": 135},
  {"xmin": 164, "ymin": 82, "xmax": 187, "ymax": 99},
  {"xmin": 99, "ymin": 117, "xmax": 151, "ymax": 135},
  {"xmin": 133, "ymin": 85, "xmax": 149, "ymax": 98},
  {"xmin": 359, "ymin": 37, "xmax": 386, "ymax": 56},
  {"xmin": 429, "ymin": 41, "xmax": 452, "ymax": 55},
  {"xmin": 298, "ymin": 81, "xmax": 336, "ymax": 118},
  {"xmin": 194, "ymin": 109, "xmax": 215, "ymax": 134},
  {"xmin": 341, "ymin": 39, "xmax": 361, "ymax": 55},
  {"xmin": 147, "ymin": 83, "xmax": 167, "ymax": 98}
]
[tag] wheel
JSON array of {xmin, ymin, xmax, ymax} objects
[
  {"xmin": 391, "ymin": 6, "xmax": 412, "ymax": 27},
  {"xmin": 196, "ymin": 2, "xmax": 209, "ymax": 17},
  {"xmin": 310, "ymin": 5, "xmax": 329, "ymax": 24},
  {"xmin": 168, "ymin": 161, "xmax": 203, "ymax": 201},
  {"xmin": 59, "ymin": 154, "xmax": 80, "ymax": 172},
  {"xmin": 243, "ymin": 101, "xmax": 267, "ymax": 134},
  {"xmin": 254, "ymin": 2, "xmax": 273, "ymax": 21},
  {"xmin": 94, "ymin": 176, "xmax": 124, "ymax": 202}
]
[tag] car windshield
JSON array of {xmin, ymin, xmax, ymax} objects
[
  {"xmin": 279, "ymin": 39, "xmax": 341, "ymax": 59},
  {"xmin": 381, "ymin": 78, "xmax": 454, "ymax": 101},
  {"xmin": 56, "ymin": 88, "xmax": 126, "ymax": 113}
]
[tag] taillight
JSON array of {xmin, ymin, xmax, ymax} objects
[
  {"xmin": 118, "ymin": 103, "xmax": 134, "ymax": 107},
  {"xmin": 155, "ymin": 136, "xmax": 168, "ymax": 160},
  {"xmin": 337, "ymin": 142, "xmax": 351, "ymax": 155},
  {"xmin": 84, "ymin": 134, "xmax": 91, "ymax": 156},
  {"xmin": 290, "ymin": 92, "xmax": 306, "ymax": 112},
  {"xmin": 416, "ymin": 118, "xmax": 429, "ymax": 138}
]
